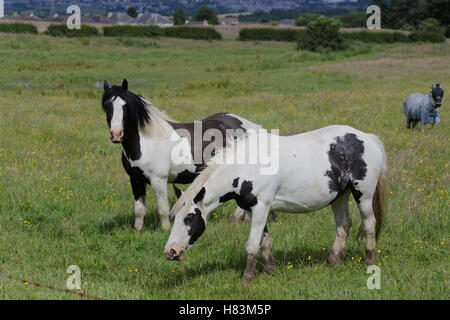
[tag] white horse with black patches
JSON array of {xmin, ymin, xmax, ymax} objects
[
  {"xmin": 165, "ymin": 125, "xmax": 387, "ymax": 284},
  {"xmin": 102, "ymin": 79, "xmax": 260, "ymax": 231}
]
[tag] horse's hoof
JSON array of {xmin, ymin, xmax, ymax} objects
[
  {"xmin": 326, "ymin": 252, "xmax": 343, "ymax": 268},
  {"xmin": 161, "ymin": 220, "xmax": 170, "ymax": 231},
  {"xmin": 365, "ymin": 249, "xmax": 377, "ymax": 266},
  {"xmin": 263, "ymin": 263, "xmax": 276, "ymax": 275},
  {"xmin": 241, "ymin": 273, "xmax": 256, "ymax": 286}
]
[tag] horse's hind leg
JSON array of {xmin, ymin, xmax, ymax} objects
[
  {"xmin": 356, "ymin": 196, "xmax": 378, "ymax": 266},
  {"xmin": 233, "ymin": 207, "xmax": 250, "ymax": 222},
  {"xmin": 234, "ymin": 207, "xmax": 276, "ymax": 223},
  {"xmin": 260, "ymin": 225, "xmax": 276, "ymax": 275},
  {"xmin": 327, "ymin": 190, "xmax": 352, "ymax": 268}
]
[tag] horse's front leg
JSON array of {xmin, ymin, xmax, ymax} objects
[
  {"xmin": 421, "ymin": 122, "xmax": 426, "ymax": 134},
  {"xmin": 260, "ymin": 225, "xmax": 276, "ymax": 275},
  {"xmin": 150, "ymin": 175, "xmax": 170, "ymax": 231},
  {"xmin": 131, "ymin": 178, "xmax": 147, "ymax": 232},
  {"xmin": 242, "ymin": 202, "xmax": 270, "ymax": 285},
  {"xmin": 405, "ymin": 117, "xmax": 411, "ymax": 129}
]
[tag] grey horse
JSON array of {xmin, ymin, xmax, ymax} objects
[{"xmin": 402, "ymin": 84, "xmax": 444, "ymax": 133}]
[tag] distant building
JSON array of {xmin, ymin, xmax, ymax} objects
[
  {"xmin": 6, "ymin": 13, "xmax": 40, "ymax": 21},
  {"xmin": 279, "ymin": 19, "xmax": 296, "ymax": 27},
  {"xmin": 107, "ymin": 12, "xmax": 135, "ymax": 25},
  {"xmin": 43, "ymin": 13, "xmax": 66, "ymax": 22},
  {"xmin": 81, "ymin": 15, "xmax": 97, "ymax": 24},
  {"xmin": 219, "ymin": 17, "xmax": 239, "ymax": 25},
  {"xmin": 135, "ymin": 13, "xmax": 173, "ymax": 26},
  {"xmin": 185, "ymin": 19, "xmax": 209, "ymax": 26}
]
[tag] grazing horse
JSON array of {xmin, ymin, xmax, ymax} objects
[
  {"xmin": 165, "ymin": 125, "xmax": 387, "ymax": 284},
  {"xmin": 102, "ymin": 79, "xmax": 261, "ymax": 231},
  {"xmin": 403, "ymin": 84, "xmax": 444, "ymax": 133}
]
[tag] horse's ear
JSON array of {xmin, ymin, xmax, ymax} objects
[
  {"xmin": 122, "ymin": 79, "xmax": 128, "ymax": 91},
  {"xmin": 103, "ymin": 80, "xmax": 109, "ymax": 91},
  {"xmin": 193, "ymin": 187, "xmax": 206, "ymax": 204}
]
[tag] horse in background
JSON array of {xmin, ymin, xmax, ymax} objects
[
  {"xmin": 102, "ymin": 79, "xmax": 261, "ymax": 231},
  {"xmin": 403, "ymin": 84, "xmax": 444, "ymax": 133}
]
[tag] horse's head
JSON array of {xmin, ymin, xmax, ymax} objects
[
  {"xmin": 431, "ymin": 84, "xmax": 444, "ymax": 108},
  {"xmin": 164, "ymin": 187, "xmax": 207, "ymax": 261},
  {"xmin": 102, "ymin": 79, "xmax": 131, "ymax": 143},
  {"xmin": 102, "ymin": 78, "xmax": 149, "ymax": 144}
]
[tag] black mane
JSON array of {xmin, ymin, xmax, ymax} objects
[{"xmin": 102, "ymin": 85, "xmax": 151, "ymax": 131}]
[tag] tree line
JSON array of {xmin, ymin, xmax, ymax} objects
[{"xmin": 370, "ymin": 0, "xmax": 448, "ymax": 30}]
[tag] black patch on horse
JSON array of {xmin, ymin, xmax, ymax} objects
[
  {"xmin": 172, "ymin": 169, "xmax": 199, "ymax": 184},
  {"xmin": 168, "ymin": 113, "xmax": 247, "ymax": 171},
  {"xmin": 325, "ymin": 133, "xmax": 367, "ymax": 201},
  {"xmin": 232, "ymin": 177, "xmax": 240, "ymax": 188},
  {"xmin": 219, "ymin": 180, "xmax": 258, "ymax": 211},
  {"xmin": 193, "ymin": 187, "xmax": 206, "ymax": 203},
  {"xmin": 184, "ymin": 208, "xmax": 206, "ymax": 245}
]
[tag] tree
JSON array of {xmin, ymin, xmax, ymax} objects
[
  {"xmin": 194, "ymin": 6, "xmax": 218, "ymax": 25},
  {"xmin": 386, "ymin": 0, "xmax": 425, "ymax": 29},
  {"xmin": 297, "ymin": 16, "xmax": 345, "ymax": 52},
  {"xmin": 370, "ymin": 0, "xmax": 392, "ymax": 28},
  {"xmin": 336, "ymin": 11, "xmax": 366, "ymax": 28},
  {"xmin": 426, "ymin": 0, "xmax": 450, "ymax": 26},
  {"xmin": 174, "ymin": 8, "xmax": 188, "ymax": 25},
  {"xmin": 126, "ymin": 6, "xmax": 138, "ymax": 18},
  {"xmin": 295, "ymin": 13, "xmax": 323, "ymax": 27}
]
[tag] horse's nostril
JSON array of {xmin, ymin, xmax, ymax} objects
[{"xmin": 170, "ymin": 248, "xmax": 177, "ymax": 258}]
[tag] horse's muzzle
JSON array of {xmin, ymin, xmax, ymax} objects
[
  {"xmin": 110, "ymin": 128, "xmax": 123, "ymax": 143},
  {"xmin": 165, "ymin": 247, "xmax": 185, "ymax": 261}
]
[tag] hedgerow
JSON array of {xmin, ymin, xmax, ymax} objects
[{"xmin": 0, "ymin": 23, "xmax": 38, "ymax": 34}]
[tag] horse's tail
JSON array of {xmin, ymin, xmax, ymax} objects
[
  {"xmin": 358, "ymin": 134, "xmax": 387, "ymax": 241},
  {"xmin": 371, "ymin": 134, "xmax": 387, "ymax": 240},
  {"xmin": 373, "ymin": 164, "xmax": 387, "ymax": 240}
]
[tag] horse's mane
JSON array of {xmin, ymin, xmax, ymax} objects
[
  {"xmin": 169, "ymin": 133, "xmax": 252, "ymax": 219},
  {"xmin": 103, "ymin": 86, "xmax": 177, "ymax": 137}
]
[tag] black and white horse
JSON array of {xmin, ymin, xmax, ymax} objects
[
  {"xmin": 102, "ymin": 79, "xmax": 261, "ymax": 231},
  {"xmin": 165, "ymin": 125, "xmax": 387, "ymax": 284},
  {"xmin": 402, "ymin": 84, "xmax": 444, "ymax": 132}
]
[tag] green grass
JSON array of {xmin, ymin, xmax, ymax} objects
[{"xmin": 0, "ymin": 34, "xmax": 448, "ymax": 299}]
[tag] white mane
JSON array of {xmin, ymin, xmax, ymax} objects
[{"xmin": 140, "ymin": 98, "xmax": 178, "ymax": 137}]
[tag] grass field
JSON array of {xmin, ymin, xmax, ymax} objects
[{"xmin": 0, "ymin": 33, "xmax": 448, "ymax": 299}]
